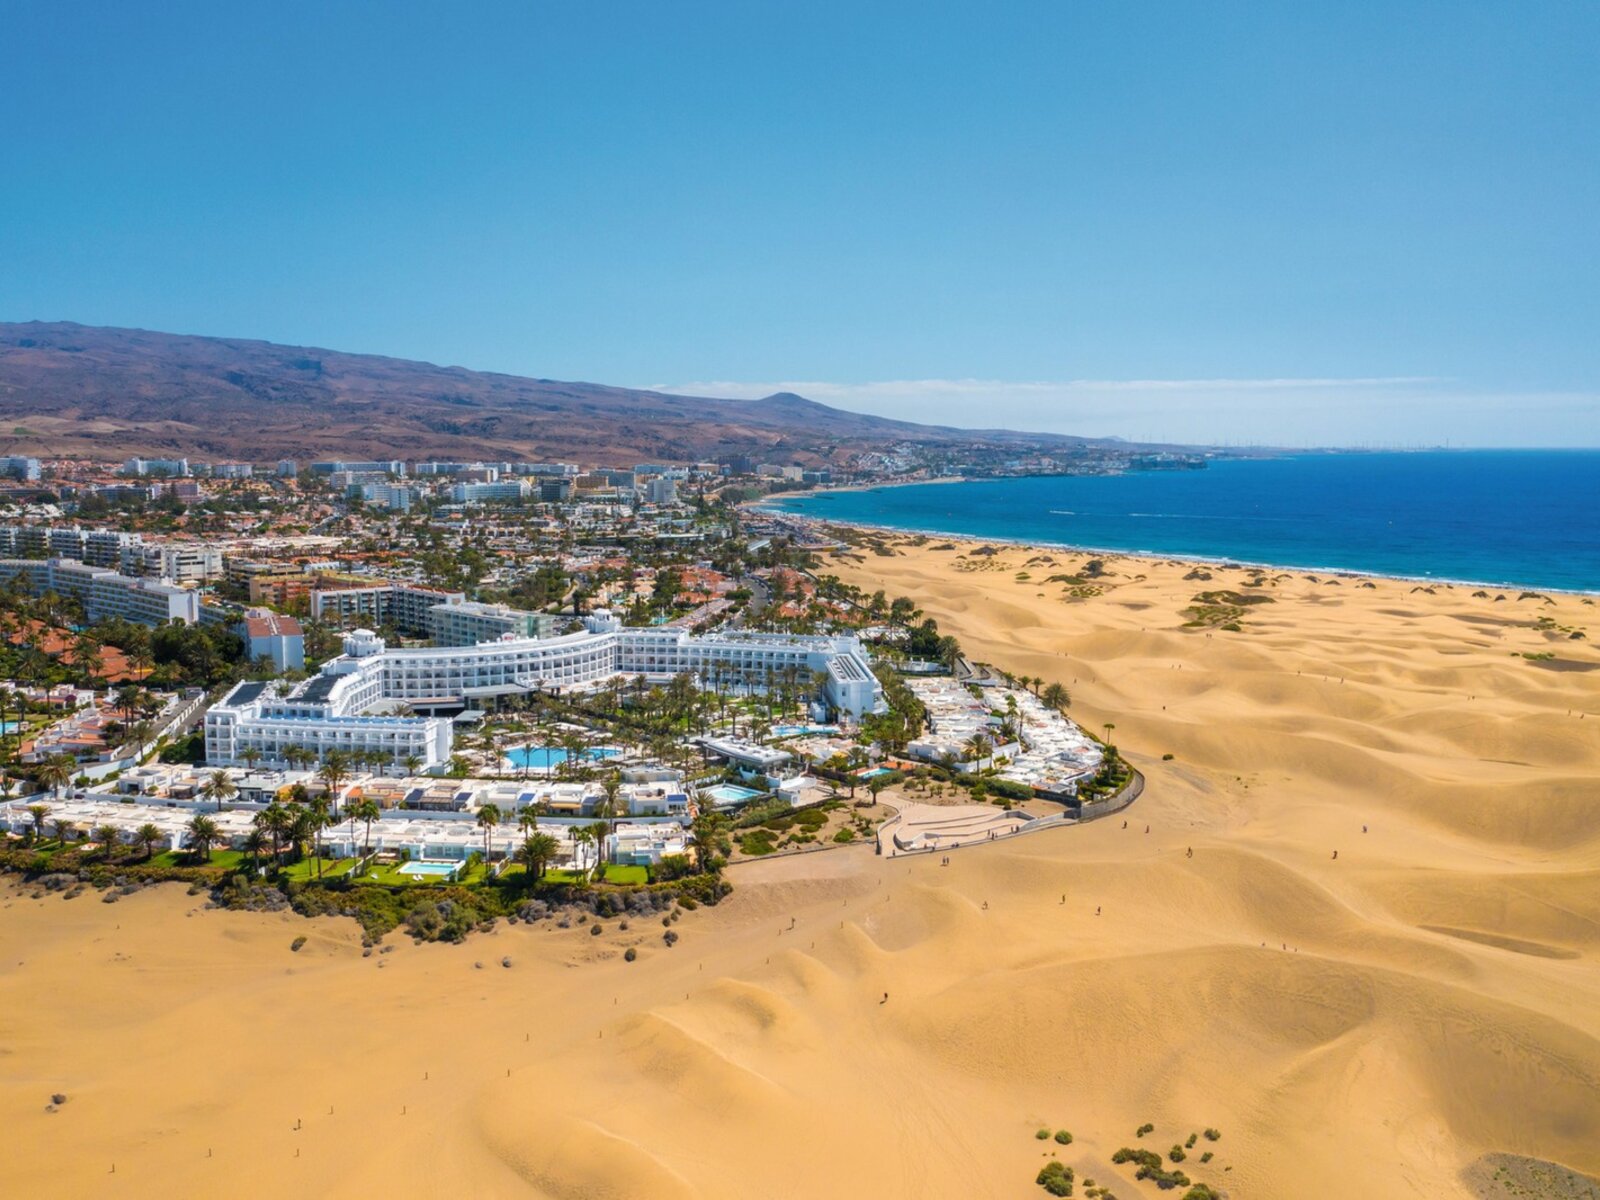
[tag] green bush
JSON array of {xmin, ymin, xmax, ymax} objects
[
  {"xmin": 986, "ymin": 777, "xmax": 1035, "ymax": 801},
  {"xmin": 290, "ymin": 935, "xmax": 307, "ymax": 952},
  {"xmin": 1135, "ymin": 1164, "xmax": 1189, "ymax": 1190},
  {"xmin": 1202, "ymin": 1128, "xmax": 1221, "ymax": 1141},
  {"xmin": 1036, "ymin": 1161, "xmax": 1075, "ymax": 1196},
  {"xmin": 1180, "ymin": 1187, "xmax": 1221, "ymax": 1200},
  {"xmin": 1035, "ymin": 1128, "xmax": 1051, "ymax": 1140},
  {"xmin": 1199, "ymin": 1152, "xmax": 1213, "ymax": 1164},
  {"xmin": 1054, "ymin": 1129, "xmax": 1073, "ymax": 1145},
  {"xmin": 1112, "ymin": 1149, "xmax": 1160, "ymax": 1171},
  {"xmin": 1168, "ymin": 1145, "xmax": 1186, "ymax": 1163},
  {"xmin": 1135, "ymin": 1124, "xmax": 1154, "ymax": 1138}
]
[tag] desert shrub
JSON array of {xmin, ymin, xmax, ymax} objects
[
  {"xmin": 1036, "ymin": 1161, "xmax": 1075, "ymax": 1196},
  {"xmin": 1135, "ymin": 1164, "xmax": 1189, "ymax": 1190},
  {"xmin": 623, "ymin": 946, "xmax": 637, "ymax": 962},
  {"xmin": 406, "ymin": 901, "xmax": 445, "ymax": 940},
  {"xmin": 833, "ymin": 827, "xmax": 855, "ymax": 843},
  {"xmin": 1185, "ymin": 1133, "xmax": 1197, "ymax": 1148},
  {"xmin": 1054, "ymin": 1129, "xmax": 1073, "ymax": 1145},
  {"xmin": 590, "ymin": 922, "xmax": 602, "ymax": 936},
  {"xmin": 1168, "ymin": 1145, "xmax": 1186, "ymax": 1162},
  {"xmin": 1112, "ymin": 1149, "xmax": 1161, "ymax": 1171},
  {"xmin": 1035, "ymin": 1128, "xmax": 1051, "ymax": 1140},
  {"xmin": 290, "ymin": 935, "xmax": 307, "ymax": 952},
  {"xmin": 1199, "ymin": 1152, "xmax": 1213, "ymax": 1164},
  {"xmin": 1161, "ymin": 753, "xmax": 1174, "ymax": 761},
  {"xmin": 1135, "ymin": 1124, "xmax": 1154, "ymax": 1138},
  {"xmin": 663, "ymin": 929, "xmax": 679, "ymax": 947},
  {"xmin": 1202, "ymin": 1128, "xmax": 1221, "ymax": 1141},
  {"xmin": 1180, "ymin": 1187, "xmax": 1221, "ymax": 1200}
]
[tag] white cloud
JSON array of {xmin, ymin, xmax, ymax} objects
[{"xmin": 644, "ymin": 377, "xmax": 1598, "ymax": 448}]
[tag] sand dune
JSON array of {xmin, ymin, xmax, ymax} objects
[{"xmin": 1, "ymin": 538, "xmax": 1597, "ymax": 1197}]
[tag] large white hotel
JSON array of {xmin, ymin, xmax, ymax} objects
[{"xmin": 206, "ymin": 611, "xmax": 885, "ymax": 770}]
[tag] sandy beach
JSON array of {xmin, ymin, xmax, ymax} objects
[{"xmin": 3, "ymin": 535, "xmax": 1598, "ymax": 1198}]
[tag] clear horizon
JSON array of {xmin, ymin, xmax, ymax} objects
[{"xmin": 3, "ymin": 2, "xmax": 1596, "ymax": 448}]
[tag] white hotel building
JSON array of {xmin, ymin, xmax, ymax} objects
[{"xmin": 206, "ymin": 612, "xmax": 884, "ymax": 770}]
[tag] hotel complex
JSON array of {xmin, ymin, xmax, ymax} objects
[
  {"xmin": 0, "ymin": 556, "xmax": 201, "ymax": 625},
  {"xmin": 205, "ymin": 611, "xmax": 885, "ymax": 770}
]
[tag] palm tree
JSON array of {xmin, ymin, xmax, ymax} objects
[
  {"xmin": 964, "ymin": 732, "xmax": 991, "ymax": 764},
  {"xmin": 401, "ymin": 752, "xmax": 423, "ymax": 777},
  {"xmin": 25, "ymin": 803, "xmax": 49, "ymax": 844},
  {"xmin": 597, "ymin": 770, "xmax": 623, "ymax": 851},
  {"xmin": 1042, "ymin": 682, "xmax": 1069, "ymax": 712},
  {"xmin": 286, "ymin": 803, "xmax": 315, "ymax": 864},
  {"xmin": 517, "ymin": 803, "xmax": 541, "ymax": 836},
  {"xmin": 202, "ymin": 768, "xmax": 236, "ymax": 812},
  {"xmin": 256, "ymin": 801, "xmax": 292, "ymax": 868},
  {"xmin": 94, "ymin": 822, "xmax": 122, "ymax": 859},
  {"xmin": 37, "ymin": 753, "xmax": 74, "ymax": 800},
  {"xmin": 350, "ymin": 797, "xmax": 381, "ymax": 860},
  {"xmin": 125, "ymin": 718, "xmax": 155, "ymax": 753},
  {"xmin": 316, "ymin": 750, "xmax": 351, "ymax": 815},
  {"xmin": 585, "ymin": 820, "xmax": 611, "ymax": 881},
  {"xmin": 243, "ymin": 827, "xmax": 270, "ymax": 874},
  {"xmin": 135, "ymin": 821, "xmax": 163, "ymax": 860},
  {"xmin": 476, "ymin": 803, "xmax": 501, "ymax": 861},
  {"xmin": 518, "ymin": 832, "xmax": 560, "ymax": 882},
  {"xmin": 186, "ymin": 813, "xmax": 220, "ymax": 861},
  {"xmin": 308, "ymin": 798, "xmax": 332, "ymax": 877},
  {"xmin": 689, "ymin": 810, "xmax": 730, "ymax": 874},
  {"xmin": 239, "ymin": 745, "xmax": 264, "ymax": 774}
]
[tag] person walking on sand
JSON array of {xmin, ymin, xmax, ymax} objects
[
  {"xmin": 1186, "ymin": 846, "xmax": 1192, "ymax": 858},
  {"xmin": 1332, "ymin": 850, "xmax": 1338, "ymax": 860}
]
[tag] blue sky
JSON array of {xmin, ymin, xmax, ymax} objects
[{"xmin": 3, "ymin": 1, "xmax": 1596, "ymax": 446}]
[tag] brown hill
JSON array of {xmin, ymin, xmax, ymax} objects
[{"xmin": 0, "ymin": 321, "xmax": 1104, "ymax": 464}]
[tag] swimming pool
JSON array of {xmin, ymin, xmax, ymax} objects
[
  {"xmin": 505, "ymin": 745, "xmax": 622, "ymax": 771},
  {"xmin": 857, "ymin": 766, "xmax": 894, "ymax": 779},
  {"xmin": 398, "ymin": 861, "xmax": 460, "ymax": 879},
  {"xmin": 771, "ymin": 724, "xmax": 839, "ymax": 738},
  {"xmin": 701, "ymin": 784, "xmax": 764, "ymax": 805},
  {"xmin": 0, "ymin": 721, "xmax": 20, "ymax": 735}
]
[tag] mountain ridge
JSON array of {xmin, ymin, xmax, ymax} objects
[{"xmin": 0, "ymin": 321, "xmax": 1124, "ymax": 464}]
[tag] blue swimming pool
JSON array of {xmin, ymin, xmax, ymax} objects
[
  {"xmin": 505, "ymin": 745, "xmax": 622, "ymax": 771},
  {"xmin": 398, "ymin": 861, "xmax": 459, "ymax": 879},
  {"xmin": 701, "ymin": 784, "xmax": 764, "ymax": 805},
  {"xmin": 771, "ymin": 724, "xmax": 839, "ymax": 738}
]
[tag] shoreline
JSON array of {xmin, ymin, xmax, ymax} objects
[{"xmin": 756, "ymin": 505, "xmax": 1600, "ymax": 598}]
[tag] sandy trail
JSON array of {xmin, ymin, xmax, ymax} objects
[{"xmin": 2, "ymin": 538, "xmax": 1597, "ymax": 1197}]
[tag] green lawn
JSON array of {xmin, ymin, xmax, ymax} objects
[
  {"xmin": 279, "ymin": 856, "xmax": 358, "ymax": 882},
  {"xmin": 147, "ymin": 848, "xmax": 247, "ymax": 870},
  {"xmin": 497, "ymin": 863, "xmax": 648, "ymax": 886}
]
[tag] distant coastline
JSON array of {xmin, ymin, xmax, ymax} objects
[{"xmin": 758, "ymin": 451, "xmax": 1600, "ymax": 595}]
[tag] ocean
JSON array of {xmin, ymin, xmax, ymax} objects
[{"xmin": 768, "ymin": 450, "xmax": 1600, "ymax": 593}]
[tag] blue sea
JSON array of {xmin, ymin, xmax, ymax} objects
[{"xmin": 769, "ymin": 451, "xmax": 1600, "ymax": 593}]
